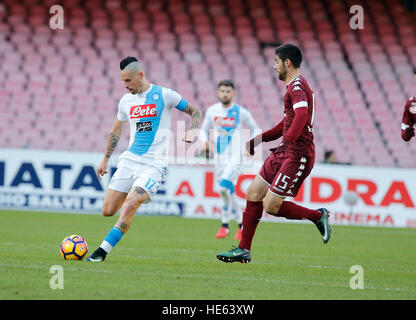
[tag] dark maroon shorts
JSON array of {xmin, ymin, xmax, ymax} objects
[{"xmin": 258, "ymin": 150, "xmax": 315, "ymax": 197}]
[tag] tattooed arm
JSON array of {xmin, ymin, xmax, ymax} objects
[
  {"xmin": 96, "ymin": 119, "xmax": 126, "ymax": 181},
  {"xmin": 181, "ymin": 103, "xmax": 203, "ymax": 143}
]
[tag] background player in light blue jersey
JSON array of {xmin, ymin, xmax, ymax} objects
[
  {"xmin": 199, "ymin": 80, "xmax": 259, "ymax": 240},
  {"xmin": 87, "ymin": 57, "xmax": 202, "ymax": 261}
]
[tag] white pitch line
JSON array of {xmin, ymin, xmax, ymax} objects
[
  {"xmin": 0, "ymin": 263, "xmax": 414, "ymax": 294},
  {"xmin": 1, "ymin": 245, "xmax": 415, "ymax": 274},
  {"xmin": 131, "ymin": 253, "xmax": 416, "ymax": 274}
]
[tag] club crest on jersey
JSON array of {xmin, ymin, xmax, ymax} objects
[
  {"xmin": 130, "ymin": 104, "xmax": 157, "ymax": 119},
  {"xmin": 214, "ymin": 116, "xmax": 236, "ymax": 128}
]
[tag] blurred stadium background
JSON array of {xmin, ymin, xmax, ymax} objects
[{"xmin": 1, "ymin": 0, "xmax": 416, "ymax": 166}]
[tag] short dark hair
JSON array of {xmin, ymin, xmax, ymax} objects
[
  {"xmin": 120, "ymin": 56, "xmax": 138, "ymax": 70},
  {"xmin": 275, "ymin": 44, "xmax": 302, "ymax": 68},
  {"xmin": 217, "ymin": 79, "xmax": 235, "ymax": 89}
]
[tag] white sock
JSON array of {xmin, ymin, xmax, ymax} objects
[
  {"xmin": 220, "ymin": 188, "xmax": 231, "ymax": 225},
  {"xmin": 100, "ymin": 240, "xmax": 113, "ymax": 253},
  {"xmin": 230, "ymin": 192, "xmax": 242, "ymax": 225}
]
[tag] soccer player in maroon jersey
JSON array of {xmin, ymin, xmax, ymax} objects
[
  {"xmin": 400, "ymin": 68, "xmax": 416, "ymax": 142},
  {"xmin": 216, "ymin": 44, "xmax": 331, "ymax": 264}
]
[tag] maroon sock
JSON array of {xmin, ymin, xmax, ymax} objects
[
  {"xmin": 239, "ymin": 200, "xmax": 263, "ymax": 251},
  {"xmin": 277, "ymin": 201, "xmax": 322, "ymax": 222}
]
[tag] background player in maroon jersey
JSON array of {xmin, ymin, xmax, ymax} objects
[
  {"xmin": 400, "ymin": 68, "xmax": 416, "ymax": 142},
  {"xmin": 217, "ymin": 44, "xmax": 331, "ymax": 264}
]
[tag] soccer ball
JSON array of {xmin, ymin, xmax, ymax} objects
[{"xmin": 60, "ymin": 235, "xmax": 88, "ymax": 260}]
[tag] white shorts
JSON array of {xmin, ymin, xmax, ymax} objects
[
  {"xmin": 215, "ymin": 163, "xmax": 241, "ymax": 185},
  {"xmin": 108, "ymin": 160, "xmax": 167, "ymax": 201}
]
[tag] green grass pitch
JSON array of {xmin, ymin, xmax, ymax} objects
[{"xmin": 0, "ymin": 209, "xmax": 415, "ymax": 299}]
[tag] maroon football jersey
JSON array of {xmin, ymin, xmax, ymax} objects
[{"xmin": 280, "ymin": 75, "xmax": 315, "ymax": 156}]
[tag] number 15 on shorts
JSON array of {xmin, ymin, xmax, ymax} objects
[{"xmin": 273, "ymin": 173, "xmax": 290, "ymax": 192}]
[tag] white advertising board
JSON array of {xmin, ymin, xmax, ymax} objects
[{"xmin": 1, "ymin": 149, "xmax": 415, "ymax": 228}]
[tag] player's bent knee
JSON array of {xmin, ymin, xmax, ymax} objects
[
  {"xmin": 102, "ymin": 209, "xmax": 114, "ymax": 217},
  {"xmin": 264, "ymin": 206, "xmax": 280, "ymax": 216},
  {"xmin": 246, "ymin": 186, "xmax": 264, "ymax": 202},
  {"xmin": 263, "ymin": 198, "xmax": 282, "ymax": 216},
  {"xmin": 102, "ymin": 205, "xmax": 117, "ymax": 217}
]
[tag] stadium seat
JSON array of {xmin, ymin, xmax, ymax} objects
[{"xmin": 0, "ymin": 0, "xmax": 415, "ymax": 167}]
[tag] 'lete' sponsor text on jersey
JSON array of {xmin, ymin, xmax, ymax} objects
[{"xmin": 117, "ymin": 84, "xmax": 188, "ymax": 165}]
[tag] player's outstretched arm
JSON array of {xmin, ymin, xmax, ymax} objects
[
  {"xmin": 97, "ymin": 119, "xmax": 126, "ymax": 181},
  {"xmin": 246, "ymin": 119, "xmax": 284, "ymax": 155},
  {"xmin": 181, "ymin": 103, "xmax": 203, "ymax": 143}
]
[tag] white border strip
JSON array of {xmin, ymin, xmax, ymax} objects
[{"xmin": 293, "ymin": 101, "xmax": 308, "ymax": 109}]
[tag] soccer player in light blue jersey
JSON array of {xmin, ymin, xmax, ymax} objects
[
  {"xmin": 87, "ymin": 57, "xmax": 202, "ymax": 262},
  {"xmin": 199, "ymin": 80, "xmax": 259, "ymax": 240}
]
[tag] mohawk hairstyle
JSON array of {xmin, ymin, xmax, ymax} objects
[{"xmin": 120, "ymin": 56, "xmax": 138, "ymax": 70}]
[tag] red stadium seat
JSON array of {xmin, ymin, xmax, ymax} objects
[{"xmin": 0, "ymin": 0, "xmax": 414, "ymax": 166}]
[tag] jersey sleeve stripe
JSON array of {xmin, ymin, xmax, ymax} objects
[
  {"xmin": 175, "ymin": 98, "xmax": 189, "ymax": 111},
  {"xmin": 401, "ymin": 123, "xmax": 410, "ymax": 130},
  {"xmin": 293, "ymin": 101, "xmax": 308, "ymax": 109}
]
